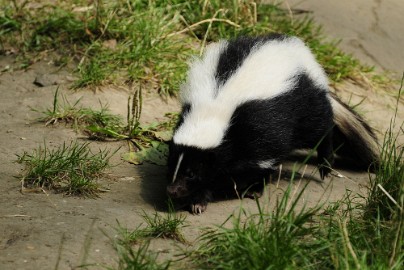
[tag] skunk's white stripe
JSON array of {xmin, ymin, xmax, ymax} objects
[
  {"xmin": 174, "ymin": 37, "xmax": 329, "ymax": 149},
  {"xmin": 180, "ymin": 41, "xmax": 228, "ymax": 105},
  {"xmin": 172, "ymin": 153, "xmax": 184, "ymax": 183}
]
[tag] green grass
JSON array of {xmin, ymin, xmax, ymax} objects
[
  {"xmin": 117, "ymin": 204, "xmax": 187, "ymax": 245},
  {"xmin": 192, "ymin": 182, "xmax": 324, "ymax": 269},
  {"xmin": 16, "ymin": 141, "xmax": 114, "ymax": 197},
  {"xmin": 36, "ymin": 88, "xmax": 176, "ymax": 143},
  {"xmin": 189, "ymin": 155, "xmax": 403, "ymax": 270},
  {"xmin": 138, "ymin": 208, "xmax": 187, "ymax": 243},
  {"xmin": 35, "ymin": 88, "xmax": 123, "ymax": 133},
  {"xmin": 36, "ymin": 88, "xmax": 176, "ymax": 165},
  {"xmin": 0, "ymin": 0, "xmax": 378, "ymax": 94},
  {"xmin": 111, "ymin": 205, "xmax": 187, "ymax": 270},
  {"xmin": 113, "ymin": 241, "xmax": 170, "ymax": 270}
]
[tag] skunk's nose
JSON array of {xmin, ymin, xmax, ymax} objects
[{"xmin": 167, "ymin": 185, "xmax": 186, "ymax": 198}]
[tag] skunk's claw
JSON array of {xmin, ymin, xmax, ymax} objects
[{"xmin": 191, "ymin": 202, "xmax": 207, "ymax": 215}]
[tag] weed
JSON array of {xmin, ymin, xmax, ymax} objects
[
  {"xmin": 35, "ymin": 88, "xmax": 123, "ymax": 134},
  {"xmin": 113, "ymin": 241, "xmax": 170, "ymax": 270},
  {"xmin": 117, "ymin": 204, "xmax": 187, "ymax": 245},
  {"xmin": 37, "ymin": 88, "xmax": 174, "ymax": 144},
  {"xmin": 111, "ymin": 205, "xmax": 186, "ymax": 269},
  {"xmin": 17, "ymin": 141, "xmax": 113, "ymax": 197},
  {"xmin": 36, "ymin": 89, "xmax": 174, "ymax": 164},
  {"xmin": 139, "ymin": 208, "xmax": 187, "ymax": 243}
]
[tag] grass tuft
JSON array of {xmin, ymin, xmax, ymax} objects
[
  {"xmin": 138, "ymin": 208, "xmax": 187, "ymax": 243},
  {"xmin": 36, "ymin": 88, "xmax": 176, "ymax": 165},
  {"xmin": 111, "ymin": 205, "xmax": 186, "ymax": 269},
  {"xmin": 17, "ymin": 141, "xmax": 114, "ymax": 197},
  {"xmin": 36, "ymin": 88, "xmax": 176, "ymax": 143},
  {"xmin": 113, "ymin": 241, "xmax": 170, "ymax": 270},
  {"xmin": 35, "ymin": 88, "xmax": 123, "ymax": 133},
  {"xmin": 117, "ymin": 204, "xmax": 187, "ymax": 245}
]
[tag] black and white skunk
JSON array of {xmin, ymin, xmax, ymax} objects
[{"xmin": 167, "ymin": 34, "xmax": 379, "ymax": 214}]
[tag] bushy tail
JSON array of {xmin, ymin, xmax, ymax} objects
[{"xmin": 330, "ymin": 93, "xmax": 380, "ymax": 170}]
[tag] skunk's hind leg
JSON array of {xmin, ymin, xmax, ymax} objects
[
  {"xmin": 233, "ymin": 169, "xmax": 272, "ymax": 199},
  {"xmin": 317, "ymin": 131, "xmax": 334, "ymax": 179}
]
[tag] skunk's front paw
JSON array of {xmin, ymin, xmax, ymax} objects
[
  {"xmin": 319, "ymin": 165, "xmax": 332, "ymax": 180},
  {"xmin": 191, "ymin": 202, "xmax": 208, "ymax": 214},
  {"xmin": 189, "ymin": 189, "xmax": 212, "ymax": 214}
]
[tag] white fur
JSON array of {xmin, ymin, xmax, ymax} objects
[
  {"xmin": 180, "ymin": 41, "xmax": 228, "ymax": 105},
  {"xmin": 257, "ymin": 159, "xmax": 278, "ymax": 170},
  {"xmin": 174, "ymin": 36, "xmax": 329, "ymax": 149},
  {"xmin": 172, "ymin": 152, "xmax": 184, "ymax": 183}
]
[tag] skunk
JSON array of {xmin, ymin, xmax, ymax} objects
[{"xmin": 167, "ymin": 34, "xmax": 379, "ymax": 214}]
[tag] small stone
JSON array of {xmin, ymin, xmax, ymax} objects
[{"xmin": 33, "ymin": 74, "xmax": 66, "ymax": 87}]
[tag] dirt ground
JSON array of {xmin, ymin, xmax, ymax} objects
[{"xmin": 1, "ymin": 3, "xmax": 403, "ymax": 270}]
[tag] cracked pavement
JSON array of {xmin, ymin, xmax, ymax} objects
[{"xmin": 285, "ymin": 0, "xmax": 404, "ymax": 77}]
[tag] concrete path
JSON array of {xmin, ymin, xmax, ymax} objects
[{"xmin": 284, "ymin": 0, "xmax": 404, "ymax": 76}]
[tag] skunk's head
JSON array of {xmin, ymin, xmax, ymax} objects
[{"xmin": 166, "ymin": 144, "xmax": 216, "ymax": 199}]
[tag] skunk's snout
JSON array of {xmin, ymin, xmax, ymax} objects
[{"xmin": 167, "ymin": 184, "xmax": 188, "ymax": 198}]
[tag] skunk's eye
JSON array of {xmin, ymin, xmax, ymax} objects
[{"xmin": 186, "ymin": 169, "xmax": 195, "ymax": 179}]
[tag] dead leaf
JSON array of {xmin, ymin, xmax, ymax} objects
[{"xmin": 122, "ymin": 142, "xmax": 168, "ymax": 166}]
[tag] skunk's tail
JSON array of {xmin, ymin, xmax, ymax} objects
[{"xmin": 330, "ymin": 93, "xmax": 380, "ymax": 170}]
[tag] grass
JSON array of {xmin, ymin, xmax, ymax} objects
[
  {"xmin": 138, "ymin": 209, "xmax": 187, "ymax": 243},
  {"xmin": 35, "ymin": 88, "xmax": 123, "ymax": 133},
  {"xmin": 36, "ymin": 88, "xmax": 176, "ymax": 165},
  {"xmin": 0, "ymin": 0, "xmax": 193, "ymax": 94},
  {"xmin": 0, "ymin": 0, "xmax": 379, "ymax": 95},
  {"xmin": 110, "ymin": 204, "xmax": 187, "ymax": 270},
  {"xmin": 192, "ymin": 182, "xmax": 324, "ymax": 269},
  {"xmin": 117, "ymin": 204, "xmax": 187, "ymax": 245},
  {"xmin": 113, "ymin": 241, "xmax": 170, "ymax": 270},
  {"xmin": 37, "ymin": 88, "xmax": 176, "ymax": 142},
  {"xmin": 16, "ymin": 141, "xmax": 114, "ymax": 197}
]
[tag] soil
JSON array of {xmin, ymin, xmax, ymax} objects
[{"xmin": 1, "ymin": 3, "xmax": 403, "ymax": 269}]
